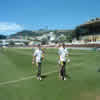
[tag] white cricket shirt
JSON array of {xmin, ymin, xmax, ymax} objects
[
  {"xmin": 58, "ymin": 47, "xmax": 69, "ymax": 62},
  {"xmin": 34, "ymin": 48, "xmax": 42, "ymax": 63}
]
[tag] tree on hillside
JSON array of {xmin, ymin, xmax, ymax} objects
[
  {"xmin": 9, "ymin": 41, "xmax": 15, "ymax": 46},
  {"xmin": 0, "ymin": 35, "xmax": 6, "ymax": 39},
  {"xmin": 41, "ymin": 37, "xmax": 48, "ymax": 45},
  {"xmin": 64, "ymin": 30, "xmax": 76, "ymax": 42}
]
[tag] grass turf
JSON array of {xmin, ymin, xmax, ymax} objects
[{"xmin": 0, "ymin": 48, "xmax": 99, "ymax": 100}]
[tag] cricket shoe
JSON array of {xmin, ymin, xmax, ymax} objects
[
  {"xmin": 64, "ymin": 77, "xmax": 67, "ymax": 80},
  {"xmin": 39, "ymin": 77, "xmax": 42, "ymax": 80},
  {"xmin": 37, "ymin": 77, "xmax": 42, "ymax": 80}
]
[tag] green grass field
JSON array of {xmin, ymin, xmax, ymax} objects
[{"xmin": 0, "ymin": 48, "xmax": 100, "ymax": 100}]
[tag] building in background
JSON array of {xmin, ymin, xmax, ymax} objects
[{"xmin": 75, "ymin": 18, "xmax": 100, "ymax": 43}]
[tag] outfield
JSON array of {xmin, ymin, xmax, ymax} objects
[{"xmin": 0, "ymin": 48, "xmax": 100, "ymax": 100}]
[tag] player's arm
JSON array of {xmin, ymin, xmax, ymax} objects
[
  {"xmin": 65, "ymin": 49, "xmax": 70, "ymax": 63},
  {"xmin": 32, "ymin": 56, "xmax": 35, "ymax": 64},
  {"xmin": 58, "ymin": 49, "xmax": 62, "ymax": 65},
  {"xmin": 32, "ymin": 51, "xmax": 37, "ymax": 64},
  {"xmin": 65, "ymin": 48, "xmax": 69, "ymax": 57},
  {"xmin": 58, "ymin": 49, "xmax": 60, "ymax": 59},
  {"xmin": 41, "ymin": 49, "xmax": 45, "ymax": 60}
]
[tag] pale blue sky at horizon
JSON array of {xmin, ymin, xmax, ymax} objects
[{"xmin": 0, "ymin": 0, "xmax": 100, "ymax": 35}]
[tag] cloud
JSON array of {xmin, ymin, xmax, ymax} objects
[{"xmin": 0, "ymin": 22, "xmax": 23, "ymax": 35}]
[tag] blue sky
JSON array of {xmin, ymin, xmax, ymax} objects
[{"xmin": 0, "ymin": 0, "xmax": 100, "ymax": 35}]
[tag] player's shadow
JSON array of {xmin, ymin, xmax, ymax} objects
[
  {"xmin": 97, "ymin": 68, "xmax": 100, "ymax": 72},
  {"xmin": 66, "ymin": 74, "xmax": 71, "ymax": 79},
  {"xmin": 41, "ymin": 75, "xmax": 47, "ymax": 79}
]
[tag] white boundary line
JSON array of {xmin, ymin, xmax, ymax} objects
[{"xmin": 0, "ymin": 70, "xmax": 57, "ymax": 86}]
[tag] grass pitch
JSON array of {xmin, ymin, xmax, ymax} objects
[{"xmin": 0, "ymin": 48, "xmax": 99, "ymax": 100}]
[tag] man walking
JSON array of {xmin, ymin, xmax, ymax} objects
[
  {"xmin": 32, "ymin": 44, "xmax": 44, "ymax": 80},
  {"xmin": 58, "ymin": 43, "xmax": 69, "ymax": 80}
]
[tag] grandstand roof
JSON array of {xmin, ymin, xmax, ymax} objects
[{"xmin": 78, "ymin": 18, "xmax": 100, "ymax": 28}]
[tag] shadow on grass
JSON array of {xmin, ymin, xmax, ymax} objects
[
  {"xmin": 66, "ymin": 74, "xmax": 71, "ymax": 79},
  {"xmin": 41, "ymin": 75, "xmax": 48, "ymax": 79}
]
